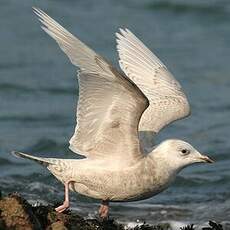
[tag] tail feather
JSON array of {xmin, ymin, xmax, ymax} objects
[{"xmin": 12, "ymin": 151, "xmax": 55, "ymax": 167}]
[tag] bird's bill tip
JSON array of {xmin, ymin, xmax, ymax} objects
[{"xmin": 199, "ymin": 155, "xmax": 215, "ymax": 163}]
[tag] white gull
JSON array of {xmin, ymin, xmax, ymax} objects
[{"xmin": 12, "ymin": 8, "xmax": 214, "ymax": 219}]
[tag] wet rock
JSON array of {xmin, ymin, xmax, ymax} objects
[
  {"xmin": 0, "ymin": 192, "xmax": 170, "ymax": 230},
  {"xmin": 180, "ymin": 224, "xmax": 195, "ymax": 230},
  {"xmin": 0, "ymin": 192, "xmax": 125, "ymax": 230},
  {"xmin": 133, "ymin": 223, "xmax": 171, "ymax": 230},
  {"xmin": 202, "ymin": 221, "xmax": 223, "ymax": 230},
  {"xmin": 0, "ymin": 192, "xmax": 225, "ymax": 230}
]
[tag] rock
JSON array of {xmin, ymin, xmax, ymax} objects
[
  {"xmin": 0, "ymin": 192, "xmax": 125, "ymax": 230},
  {"xmin": 0, "ymin": 192, "xmax": 41, "ymax": 230},
  {"xmin": 0, "ymin": 192, "xmax": 225, "ymax": 230},
  {"xmin": 49, "ymin": 221, "xmax": 68, "ymax": 230},
  {"xmin": 202, "ymin": 221, "xmax": 223, "ymax": 230}
]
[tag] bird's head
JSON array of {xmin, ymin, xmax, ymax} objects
[{"xmin": 152, "ymin": 139, "xmax": 214, "ymax": 172}]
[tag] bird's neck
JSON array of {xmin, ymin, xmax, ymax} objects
[
  {"xmin": 147, "ymin": 149, "xmax": 181, "ymax": 181},
  {"xmin": 140, "ymin": 154, "xmax": 177, "ymax": 194}
]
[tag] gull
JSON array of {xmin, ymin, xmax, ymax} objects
[{"xmin": 12, "ymin": 8, "xmax": 214, "ymax": 219}]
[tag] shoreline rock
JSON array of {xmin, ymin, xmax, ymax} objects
[{"xmin": 0, "ymin": 192, "xmax": 224, "ymax": 230}]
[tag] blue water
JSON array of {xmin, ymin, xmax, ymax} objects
[{"xmin": 0, "ymin": 0, "xmax": 230, "ymax": 225}]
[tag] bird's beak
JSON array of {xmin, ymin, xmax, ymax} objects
[{"xmin": 198, "ymin": 155, "xmax": 215, "ymax": 163}]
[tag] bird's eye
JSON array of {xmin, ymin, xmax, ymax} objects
[{"xmin": 181, "ymin": 149, "xmax": 190, "ymax": 155}]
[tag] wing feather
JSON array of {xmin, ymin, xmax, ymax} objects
[
  {"xmin": 33, "ymin": 9, "xmax": 149, "ymax": 164},
  {"xmin": 116, "ymin": 28, "xmax": 190, "ymax": 134}
]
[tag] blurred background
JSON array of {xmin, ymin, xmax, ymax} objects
[{"xmin": 0, "ymin": 0, "xmax": 230, "ymax": 226}]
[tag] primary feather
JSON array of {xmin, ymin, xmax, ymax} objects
[
  {"xmin": 116, "ymin": 28, "xmax": 190, "ymax": 134},
  {"xmin": 33, "ymin": 8, "xmax": 149, "ymax": 165}
]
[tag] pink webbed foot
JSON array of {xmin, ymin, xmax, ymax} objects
[
  {"xmin": 99, "ymin": 200, "xmax": 109, "ymax": 219},
  {"xmin": 55, "ymin": 181, "xmax": 74, "ymax": 213},
  {"xmin": 55, "ymin": 200, "xmax": 70, "ymax": 213}
]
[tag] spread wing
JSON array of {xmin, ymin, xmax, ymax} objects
[
  {"xmin": 33, "ymin": 8, "xmax": 149, "ymax": 164},
  {"xmin": 116, "ymin": 28, "xmax": 190, "ymax": 134}
]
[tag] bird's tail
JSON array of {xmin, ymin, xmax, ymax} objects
[{"xmin": 11, "ymin": 151, "xmax": 56, "ymax": 167}]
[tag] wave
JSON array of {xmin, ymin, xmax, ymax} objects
[
  {"xmin": 173, "ymin": 173, "xmax": 230, "ymax": 190},
  {"xmin": 17, "ymin": 138, "xmax": 79, "ymax": 159},
  {"xmin": 27, "ymin": 138, "xmax": 62, "ymax": 153},
  {"xmin": 0, "ymin": 114, "xmax": 70, "ymax": 124},
  {"xmin": 145, "ymin": 1, "xmax": 227, "ymax": 15},
  {"xmin": 0, "ymin": 62, "xmax": 27, "ymax": 70},
  {"xmin": 0, "ymin": 83, "xmax": 76, "ymax": 95},
  {"xmin": 0, "ymin": 83, "xmax": 34, "ymax": 93},
  {"xmin": 0, "ymin": 157, "xmax": 12, "ymax": 166},
  {"xmin": 41, "ymin": 87, "xmax": 76, "ymax": 95}
]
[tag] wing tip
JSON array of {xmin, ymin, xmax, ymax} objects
[
  {"xmin": 32, "ymin": 7, "xmax": 49, "ymax": 23},
  {"xmin": 32, "ymin": 6, "xmax": 42, "ymax": 17},
  {"xmin": 117, "ymin": 28, "xmax": 130, "ymax": 37},
  {"xmin": 32, "ymin": 6, "xmax": 38, "ymax": 11},
  {"xmin": 11, "ymin": 151, "xmax": 22, "ymax": 158}
]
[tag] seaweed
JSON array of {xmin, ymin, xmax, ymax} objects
[
  {"xmin": 202, "ymin": 221, "xmax": 223, "ymax": 230},
  {"xmin": 180, "ymin": 224, "xmax": 195, "ymax": 230},
  {"xmin": 0, "ymin": 192, "xmax": 225, "ymax": 230}
]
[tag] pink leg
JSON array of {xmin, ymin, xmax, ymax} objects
[
  {"xmin": 98, "ymin": 200, "xmax": 109, "ymax": 219},
  {"xmin": 55, "ymin": 181, "xmax": 74, "ymax": 213}
]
